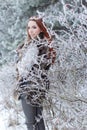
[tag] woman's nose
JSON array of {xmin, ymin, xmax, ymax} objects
[{"xmin": 29, "ymin": 29, "xmax": 33, "ymax": 33}]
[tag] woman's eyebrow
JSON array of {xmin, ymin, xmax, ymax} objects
[{"xmin": 28, "ymin": 25, "xmax": 37, "ymax": 28}]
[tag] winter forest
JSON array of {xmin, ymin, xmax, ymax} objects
[{"xmin": 0, "ymin": 0, "xmax": 87, "ymax": 130}]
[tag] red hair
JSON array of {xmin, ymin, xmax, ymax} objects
[
  {"xmin": 27, "ymin": 16, "xmax": 52, "ymax": 42},
  {"xmin": 26, "ymin": 16, "xmax": 56, "ymax": 64}
]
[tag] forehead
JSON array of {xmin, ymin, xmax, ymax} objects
[{"xmin": 28, "ymin": 20, "xmax": 38, "ymax": 27}]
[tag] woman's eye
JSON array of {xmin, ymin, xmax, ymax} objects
[
  {"xmin": 28, "ymin": 26, "xmax": 37, "ymax": 30},
  {"xmin": 32, "ymin": 26, "xmax": 37, "ymax": 29}
]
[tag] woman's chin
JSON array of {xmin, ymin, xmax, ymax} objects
[
  {"xmin": 31, "ymin": 36, "xmax": 38, "ymax": 40},
  {"xmin": 31, "ymin": 36, "xmax": 36, "ymax": 39}
]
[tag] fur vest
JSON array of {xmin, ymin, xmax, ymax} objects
[{"xmin": 14, "ymin": 38, "xmax": 55, "ymax": 105}]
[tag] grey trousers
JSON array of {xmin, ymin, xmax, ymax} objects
[{"xmin": 21, "ymin": 96, "xmax": 45, "ymax": 130}]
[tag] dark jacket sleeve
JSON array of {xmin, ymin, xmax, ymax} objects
[{"xmin": 48, "ymin": 47, "xmax": 56, "ymax": 64}]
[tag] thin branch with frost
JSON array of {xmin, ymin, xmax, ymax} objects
[{"xmin": 0, "ymin": 1, "xmax": 87, "ymax": 129}]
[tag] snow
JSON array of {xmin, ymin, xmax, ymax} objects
[
  {"xmin": 0, "ymin": 97, "xmax": 27, "ymax": 130},
  {"xmin": 0, "ymin": 116, "xmax": 6, "ymax": 130},
  {"xmin": 0, "ymin": 2, "xmax": 87, "ymax": 129}
]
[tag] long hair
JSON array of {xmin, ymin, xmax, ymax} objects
[
  {"xmin": 26, "ymin": 16, "xmax": 56, "ymax": 64},
  {"xmin": 26, "ymin": 16, "xmax": 52, "ymax": 43},
  {"xmin": 17, "ymin": 16, "xmax": 56, "ymax": 65}
]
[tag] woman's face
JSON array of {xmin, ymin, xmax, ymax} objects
[{"xmin": 28, "ymin": 20, "xmax": 41, "ymax": 39}]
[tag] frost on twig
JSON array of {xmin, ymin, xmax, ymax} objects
[{"xmin": 0, "ymin": 0, "xmax": 87, "ymax": 130}]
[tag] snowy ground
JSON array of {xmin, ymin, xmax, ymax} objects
[
  {"xmin": 0, "ymin": 96, "xmax": 27, "ymax": 130},
  {"xmin": 0, "ymin": 109, "xmax": 27, "ymax": 130}
]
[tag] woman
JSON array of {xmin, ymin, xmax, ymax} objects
[{"xmin": 14, "ymin": 16, "xmax": 56, "ymax": 130}]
